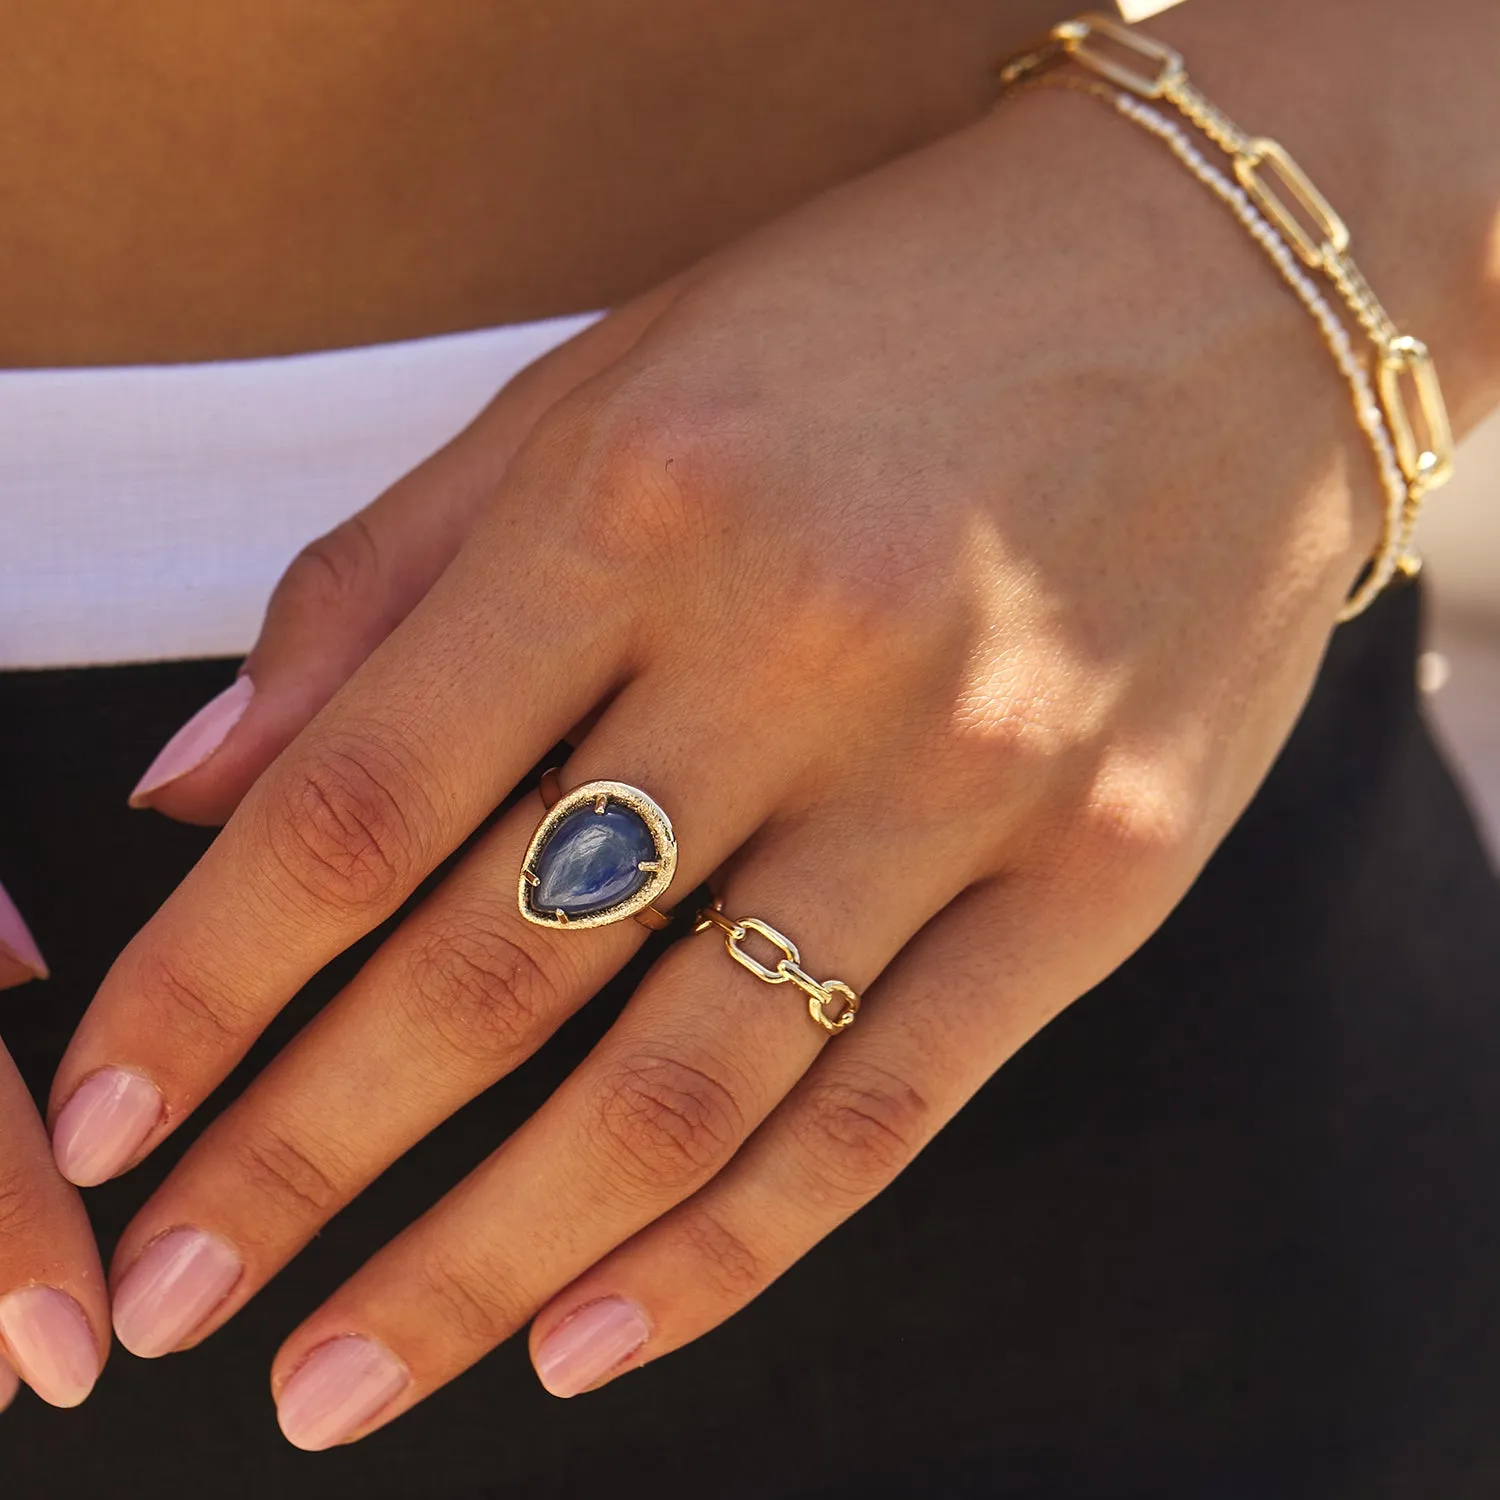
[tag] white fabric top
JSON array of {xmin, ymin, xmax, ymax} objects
[{"xmin": 0, "ymin": 312, "xmax": 598, "ymax": 670}]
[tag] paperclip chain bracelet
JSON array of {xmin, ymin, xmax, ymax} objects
[{"xmin": 998, "ymin": 13, "xmax": 1456, "ymax": 622}]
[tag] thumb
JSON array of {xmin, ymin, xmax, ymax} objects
[
  {"xmin": 0, "ymin": 879, "xmax": 47, "ymax": 991},
  {"xmin": 131, "ymin": 281, "xmax": 685, "ymax": 826}
]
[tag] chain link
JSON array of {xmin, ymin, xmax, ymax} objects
[
  {"xmin": 694, "ymin": 905, "xmax": 860, "ymax": 1034},
  {"xmin": 1322, "ymin": 254, "xmax": 1401, "ymax": 347},
  {"xmin": 1161, "ymin": 77, "xmax": 1249, "ymax": 158}
]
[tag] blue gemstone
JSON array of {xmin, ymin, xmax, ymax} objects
[{"xmin": 531, "ymin": 803, "xmax": 657, "ymax": 918}]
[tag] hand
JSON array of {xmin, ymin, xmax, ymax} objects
[
  {"xmin": 50, "ymin": 90, "xmax": 1388, "ymax": 1448},
  {"xmin": 0, "ymin": 884, "xmax": 107, "ymax": 1411}
]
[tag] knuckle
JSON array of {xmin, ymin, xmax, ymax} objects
[
  {"xmin": 561, "ymin": 387, "xmax": 742, "ymax": 572},
  {"xmin": 232, "ymin": 1123, "xmax": 346, "ymax": 1222},
  {"xmin": 951, "ymin": 662, "xmax": 1064, "ymax": 786},
  {"xmin": 793, "ymin": 1069, "xmax": 930, "ymax": 1202},
  {"xmin": 417, "ymin": 1250, "xmax": 525, "ymax": 1349},
  {"xmin": 1061, "ymin": 759, "xmax": 1198, "ymax": 901},
  {"xmin": 0, "ymin": 1162, "xmax": 43, "ymax": 1247},
  {"xmin": 400, "ymin": 914, "xmax": 561, "ymax": 1069},
  {"xmin": 589, "ymin": 1053, "xmax": 745, "ymax": 1196},
  {"xmin": 672, "ymin": 1204, "xmax": 768, "ymax": 1304},
  {"xmin": 273, "ymin": 516, "xmax": 381, "ymax": 621},
  {"xmin": 790, "ymin": 523, "xmax": 949, "ymax": 655},
  {"xmin": 134, "ymin": 945, "xmax": 250, "ymax": 1045},
  {"xmin": 261, "ymin": 738, "xmax": 428, "ymax": 915}
]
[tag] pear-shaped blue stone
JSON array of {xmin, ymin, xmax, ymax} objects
[{"xmin": 531, "ymin": 803, "xmax": 656, "ymax": 918}]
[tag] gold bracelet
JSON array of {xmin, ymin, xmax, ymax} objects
[{"xmin": 999, "ymin": 13, "xmax": 1455, "ymax": 622}]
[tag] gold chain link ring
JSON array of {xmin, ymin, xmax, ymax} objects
[{"xmin": 693, "ymin": 903, "xmax": 860, "ymax": 1034}]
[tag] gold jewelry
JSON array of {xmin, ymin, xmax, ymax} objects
[
  {"xmin": 998, "ymin": 13, "xmax": 1455, "ymax": 622},
  {"xmin": 520, "ymin": 772, "xmax": 675, "ymax": 931},
  {"xmin": 694, "ymin": 902, "xmax": 860, "ymax": 1034}
]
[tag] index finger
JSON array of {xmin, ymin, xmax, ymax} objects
[
  {"xmin": 0, "ymin": 1045, "xmax": 108, "ymax": 1407},
  {"xmin": 49, "ymin": 461, "xmax": 629, "ymax": 1186}
]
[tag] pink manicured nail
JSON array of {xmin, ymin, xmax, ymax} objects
[
  {"xmin": 534, "ymin": 1297, "xmax": 651, "ymax": 1398},
  {"xmin": 112, "ymin": 1228, "xmax": 242, "ymax": 1358},
  {"xmin": 0, "ymin": 882, "xmax": 48, "ymax": 981},
  {"xmin": 0, "ymin": 1357, "xmax": 18, "ymax": 1412},
  {"xmin": 129, "ymin": 674, "xmax": 254, "ymax": 806},
  {"xmin": 277, "ymin": 1336, "xmax": 410, "ymax": 1451},
  {"xmin": 52, "ymin": 1068, "xmax": 163, "ymax": 1187},
  {"xmin": 0, "ymin": 1287, "xmax": 100, "ymax": 1408}
]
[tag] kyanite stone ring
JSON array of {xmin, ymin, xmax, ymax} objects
[{"xmin": 519, "ymin": 771, "xmax": 677, "ymax": 930}]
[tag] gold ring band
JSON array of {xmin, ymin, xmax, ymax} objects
[{"xmin": 693, "ymin": 901, "xmax": 859, "ymax": 1034}]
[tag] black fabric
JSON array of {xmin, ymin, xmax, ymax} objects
[{"xmin": 1, "ymin": 581, "xmax": 1497, "ymax": 1499}]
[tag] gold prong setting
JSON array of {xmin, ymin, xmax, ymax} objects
[{"xmin": 519, "ymin": 778, "xmax": 677, "ymax": 930}]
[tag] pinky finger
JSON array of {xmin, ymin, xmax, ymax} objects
[
  {"xmin": 526, "ymin": 872, "xmax": 1116, "ymax": 1398},
  {"xmin": 0, "ymin": 1356, "xmax": 18, "ymax": 1413}
]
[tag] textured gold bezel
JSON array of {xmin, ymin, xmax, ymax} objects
[{"xmin": 518, "ymin": 780, "xmax": 677, "ymax": 930}]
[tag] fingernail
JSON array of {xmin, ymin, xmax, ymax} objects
[
  {"xmin": 112, "ymin": 1227, "xmax": 243, "ymax": 1359},
  {"xmin": 52, "ymin": 1068, "xmax": 164, "ymax": 1187},
  {"xmin": 129, "ymin": 675, "xmax": 254, "ymax": 806},
  {"xmin": 276, "ymin": 1336, "xmax": 410, "ymax": 1451},
  {"xmin": 533, "ymin": 1297, "xmax": 651, "ymax": 1398},
  {"xmin": 0, "ymin": 1287, "xmax": 100, "ymax": 1408},
  {"xmin": 0, "ymin": 1358, "xmax": 18, "ymax": 1412},
  {"xmin": 0, "ymin": 882, "xmax": 48, "ymax": 981}
]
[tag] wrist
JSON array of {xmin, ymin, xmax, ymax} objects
[{"xmin": 1146, "ymin": 0, "xmax": 1500, "ymax": 431}]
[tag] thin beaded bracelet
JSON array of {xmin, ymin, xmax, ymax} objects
[{"xmin": 999, "ymin": 14, "xmax": 1455, "ymax": 623}]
